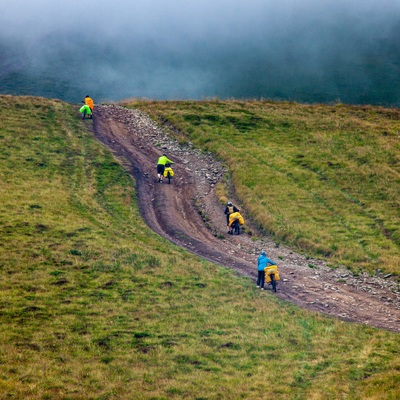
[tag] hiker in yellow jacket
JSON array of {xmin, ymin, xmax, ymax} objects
[
  {"xmin": 224, "ymin": 201, "xmax": 239, "ymax": 231},
  {"xmin": 228, "ymin": 211, "xmax": 244, "ymax": 234},
  {"xmin": 157, "ymin": 154, "xmax": 173, "ymax": 183}
]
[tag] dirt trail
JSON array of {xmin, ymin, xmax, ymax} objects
[{"xmin": 92, "ymin": 105, "xmax": 400, "ymax": 332}]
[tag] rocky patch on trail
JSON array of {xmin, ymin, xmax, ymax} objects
[
  {"xmin": 93, "ymin": 104, "xmax": 400, "ymax": 332},
  {"xmin": 99, "ymin": 104, "xmax": 227, "ymax": 188}
]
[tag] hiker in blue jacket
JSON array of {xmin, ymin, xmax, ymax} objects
[{"xmin": 257, "ymin": 251, "xmax": 276, "ymax": 290}]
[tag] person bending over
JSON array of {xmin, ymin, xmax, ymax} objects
[{"xmin": 224, "ymin": 201, "xmax": 239, "ymax": 232}]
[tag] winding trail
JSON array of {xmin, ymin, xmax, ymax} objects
[{"xmin": 92, "ymin": 104, "xmax": 400, "ymax": 332}]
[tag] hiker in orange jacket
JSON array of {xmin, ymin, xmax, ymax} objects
[{"xmin": 84, "ymin": 95, "xmax": 94, "ymax": 115}]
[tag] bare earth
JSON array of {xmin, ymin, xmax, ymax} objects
[{"xmin": 92, "ymin": 104, "xmax": 400, "ymax": 333}]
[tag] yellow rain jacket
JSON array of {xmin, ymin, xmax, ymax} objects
[
  {"xmin": 229, "ymin": 211, "xmax": 244, "ymax": 227},
  {"xmin": 163, "ymin": 166, "xmax": 174, "ymax": 177},
  {"xmin": 265, "ymin": 265, "xmax": 280, "ymax": 282}
]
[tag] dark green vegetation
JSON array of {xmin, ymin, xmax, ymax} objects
[
  {"xmin": 129, "ymin": 100, "xmax": 400, "ymax": 276},
  {"xmin": 0, "ymin": 95, "xmax": 399, "ymax": 399}
]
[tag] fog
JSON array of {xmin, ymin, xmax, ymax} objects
[{"xmin": 1, "ymin": 0, "xmax": 400, "ymax": 105}]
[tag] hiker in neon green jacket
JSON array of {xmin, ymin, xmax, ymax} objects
[
  {"xmin": 80, "ymin": 104, "xmax": 92, "ymax": 120},
  {"xmin": 157, "ymin": 154, "xmax": 173, "ymax": 183}
]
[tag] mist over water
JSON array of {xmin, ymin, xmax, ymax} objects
[{"xmin": 1, "ymin": 0, "xmax": 400, "ymax": 106}]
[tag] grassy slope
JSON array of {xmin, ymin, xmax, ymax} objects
[
  {"xmin": 128, "ymin": 100, "xmax": 400, "ymax": 276},
  {"xmin": 0, "ymin": 95, "xmax": 399, "ymax": 399}
]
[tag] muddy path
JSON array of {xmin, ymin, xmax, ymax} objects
[{"xmin": 92, "ymin": 104, "xmax": 400, "ymax": 332}]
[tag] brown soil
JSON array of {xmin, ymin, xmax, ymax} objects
[{"xmin": 92, "ymin": 104, "xmax": 400, "ymax": 332}]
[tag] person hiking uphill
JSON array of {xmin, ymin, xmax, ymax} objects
[
  {"xmin": 224, "ymin": 201, "xmax": 239, "ymax": 232},
  {"xmin": 157, "ymin": 153, "xmax": 173, "ymax": 183},
  {"xmin": 257, "ymin": 251, "xmax": 276, "ymax": 290},
  {"xmin": 84, "ymin": 95, "xmax": 94, "ymax": 115},
  {"xmin": 228, "ymin": 211, "xmax": 244, "ymax": 234},
  {"xmin": 80, "ymin": 95, "xmax": 94, "ymax": 120},
  {"xmin": 79, "ymin": 104, "xmax": 92, "ymax": 120}
]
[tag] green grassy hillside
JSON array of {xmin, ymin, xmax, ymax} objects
[
  {"xmin": 128, "ymin": 100, "xmax": 400, "ymax": 276},
  {"xmin": 0, "ymin": 95, "xmax": 399, "ymax": 399}
]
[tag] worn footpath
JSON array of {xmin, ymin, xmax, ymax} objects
[{"xmin": 92, "ymin": 104, "xmax": 400, "ymax": 332}]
